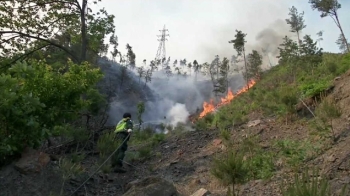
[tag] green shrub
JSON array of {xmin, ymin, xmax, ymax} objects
[
  {"xmin": 299, "ymin": 80, "xmax": 331, "ymax": 97},
  {"xmin": 275, "ymin": 139, "xmax": 314, "ymax": 168},
  {"xmin": 315, "ymin": 98, "xmax": 342, "ymax": 142},
  {"xmin": 211, "ymin": 150, "xmax": 249, "ymax": 196},
  {"xmin": 281, "ymin": 168, "xmax": 348, "ymax": 196},
  {"xmin": 0, "ymin": 60, "xmax": 103, "ymax": 164}
]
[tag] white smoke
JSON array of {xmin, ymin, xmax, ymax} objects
[
  {"xmin": 166, "ymin": 103, "xmax": 189, "ymax": 126},
  {"xmin": 105, "ymin": 18, "xmax": 294, "ymax": 130}
]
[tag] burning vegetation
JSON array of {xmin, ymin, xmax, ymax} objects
[{"xmin": 190, "ymin": 79, "xmax": 256, "ymax": 122}]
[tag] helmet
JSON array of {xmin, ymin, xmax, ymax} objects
[{"xmin": 123, "ymin": 113, "xmax": 131, "ymax": 118}]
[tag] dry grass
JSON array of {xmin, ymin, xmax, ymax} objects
[{"xmin": 174, "ymin": 175, "xmax": 227, "ymax": 196}]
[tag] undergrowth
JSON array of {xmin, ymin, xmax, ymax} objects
[
  {"xmin": 206, "ymin": 49, "xmax": 350, "ymax": 193},
  {"xmin": 196, "ymin": 53, "xmax": 349, "ymax": 130}
]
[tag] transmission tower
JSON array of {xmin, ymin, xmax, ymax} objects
[{"xmin": 155, "ymin": 25, "xmax": 169, "ymax": 63}]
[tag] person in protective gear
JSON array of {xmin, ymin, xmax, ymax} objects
[{"xmin": 112, "ymin": 112, "xmax": 133, "ymax": 173}]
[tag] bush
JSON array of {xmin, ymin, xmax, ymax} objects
[
  {"xmin": 211, "ymin": 150, "xmax": 249, "ymax": 196},
  {"xmin": 0, "ymin": 60, "xmax": 103, "ymax": 164},
  {"xmin": 315, "ymin": 97, "xmax": 342, "ymax": 142},
  {"xmin": 281, "ymin": 168, "xmax": 348, "ymax": 196}
]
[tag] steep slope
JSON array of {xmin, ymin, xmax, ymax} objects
[{"xmin": 1, "ymin": 54, "xmax": 349, "ymax": 196}]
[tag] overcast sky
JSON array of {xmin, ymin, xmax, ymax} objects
[{"xmin": 94, "ymin": 0, "xmax": 350, "ymax": 66}]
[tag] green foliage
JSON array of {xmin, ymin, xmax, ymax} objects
[
  {"xmin": 208, "ymin": 55, "xmax": 230, "ymax": 97},
  {"xmin": 246, "ymin": 152, "xmax": 275, "ymax": 179},
  {"xmin": 239, "ymin": 136, "xmax": 275, "ymax": 180},
  {"xmin": 282, "ymin": 169, "xmax": 329, "ymax": 196},
  {"xmin": 97, "ymin": 132, "xmax": 121, "ymax": 158},
  {"xmin": 309, "ymin": 0, "xmax": 341, "ymax": 18},
  {"xmin": 137, "ymin": 101, "xmax": 145, "ymax": 128},
  {"xmin": 126, "ymin": 127, "xmax": 166, "ymax": 161},
  {"xmin": 211, "ymin": 150, "xmax": 249, "ymax": 195},
  {"xmin": 286, "ymin": 6, "xmax": 306, "ymax": 40},
  {"xmin": 194, "ymin": 113, "xmax": 215, "ymax": 130},
  {"xmin": 0, "ymin": 60, "xmax": 103, "ymax": 163},
  {"xmin": 59, "ymin": 157, "xmax": 84, "ymax": 181},
  {"xmin": 309, "ymin": 0, "xmax": 349, "ymax": 53},
  {"xmin": 280, "ymin": 85, "xmax": 298, "ymax": 115},
  {"xmin": 275, "ymin": 139, "xmax": 313, "ymax": 168},
  {"xmin": 96, "ymin": 132, "xmax": 121, "ymax": 173},
  {"xmin": 211, "ymin": 49, "xmax": 349, "ymax": 130},
  {"xmin": 337, "ymin": 53, "xmax": 350, "ymax": 75},
  {"xmin": 229, "ymin": 30, "xmax": 247, "ymax": 56},
  {"xmin": 281, "ymin": 168, "xmax": 348, "ymax": 196},
  {"xmin": 58, "ymin": 157, "xmax": 84, "ymax": 195},
  {"xmin": 246, "ymin": 50, "xmax": 263, "ymax": 80},
  {"xmin": 0, "ymin": 0, "xmax": 116, "ymax": 63},
  {"xmin": 315, "ymin": 97, "xmax": 342, "ymax": 141},
  {"xmin": 299, "ymin": 79, "xmax": 331, "ymax": 98}
]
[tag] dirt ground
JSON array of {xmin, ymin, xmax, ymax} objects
[{"xmin": 1, "ymin": 70, "xmax": 350, "ymax": 196}]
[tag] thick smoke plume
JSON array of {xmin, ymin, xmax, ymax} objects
[{"xmin": 105, "ymin": 19, "xmax": 294, "ymax": 129}]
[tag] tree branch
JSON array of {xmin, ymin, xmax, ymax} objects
[
  {"xmin": 74, "ymin": 0, "xmax": 82, "ymax": 11},
  {"xmin": 0, "ymin": 30, "xmax": 79, "ymax": 63},
  {"xmin": 0, "ymin": 44, "xmax": 50, "ymax": 70}
]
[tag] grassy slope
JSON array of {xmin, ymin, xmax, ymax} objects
[
  {"xmin": 199, "ymin": 53, "xmax": 349, "ymax": 130},
  {"xmin": 194, "ymin": 52, "xmax": 350, "ymax": 195}
]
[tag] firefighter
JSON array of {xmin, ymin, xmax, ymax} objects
[{"xmin": 112, "ymin": 112, "xmax": 133, "ymax": 173}]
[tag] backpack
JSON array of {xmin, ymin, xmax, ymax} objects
[{"xmin": 115, "ymin": 119, "xmax": 127, "ymax": 132}]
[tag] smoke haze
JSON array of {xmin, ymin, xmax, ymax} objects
[{"xmin": 104, "ymin": 18, "xmax": 296, "ymax": 128}]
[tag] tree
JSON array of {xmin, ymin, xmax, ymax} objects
[
  {"xmin": 126, "ymin": 44, "xmax": 136, "ymax": 69},
  {"xmin": 174, "ymin": 66, "xmax": 182, "ymax": 80},
  {"xmin": 316, "ymin": 30, "xmax": 324, "ymax": 48},
  {"xmin": 173, "ymin": 59, "xmax": 178, "ymax": 67},
  {"xmin": 149, "ymin": 60, "xmax": 158, "ymax": 72},
  {"xmin": 261, "ymin": 48, "xmax": 273, "ymax": 68},
  {"xmin": 137, "ymin": 66, "xmax": 145, "ymax": 84},
  {"xmin": 209, "ymin": 56, "xmax": 229, "ymax": 100},
  {"xmin": 246, "ymin": 50, "xmax": 263, "ymax": 80},
  {"xmin": 187, "ymin": 62, "xmax": 192, "ymax": 76},
  {"xmin": 109, "ymin": 33, "xmax": 119, "ymax": 62},
  {"xmin": 193, "ymin": 60, "xmax": 200, "ymax": 81},
  {"xmin": 336, "ymin": 34, "xmax": 349, "ymax": 53},
  {"xmin": 309, "ymin": 0, "xmax": 349, "ymax": 52},
  {"xmin": 286, "ymin": 6, "xmax": 307, "ymax": 46},
  {"xmin": 219, "ymin": 57, "xmax": 230, "ymax": 94},
  {"xmin": 211, "ymin": 150, "xmax": 249, "ymax": 196},
  {"xmin": 229, "ymin": 30, "xmax": 249, "ymax": 88},
  {"xmin": 0, "ymin": 59, "xmax": 103, "ymax": 163},
  {"xmin": 137, "ymin": 101, "xmax": 145, "ymax": 130},
  {"xmin": 201, "ymin": 62, "xmax": 210, "ymax": 76},
  {"xmin": 0, "ymin": 0, "xmax": 116, "ymax": 64},
  {"xmin": 299, "ymin": 34, "xmax": 323, "ymax": 67},
  {"xmin": 277, "ymin": 36, "xmax": 299, "ymax": 65},
  {"xmin": 144, "ymin": 69, "xmax": 152, "ymax": 87},
  {"xmin": 230, "ymin": 55, "xmax": 242, "ymax": 72},
  {"xmin": 277, "ymin": 36, "xmax": 299, "ymax": 82}
]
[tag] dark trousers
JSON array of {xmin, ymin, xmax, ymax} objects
[{"xmin": 111, "ymin": 132, "xmax": 129, "ymax": 167}]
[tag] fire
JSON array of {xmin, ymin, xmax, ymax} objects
[{"xmin": 198, "ymin": 79, "xmax": 256, "ymax": 118}]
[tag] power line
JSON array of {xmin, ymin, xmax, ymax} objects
[{"xmin": 155, "ymin": 25, "xmax": 169, "ymax": 66}]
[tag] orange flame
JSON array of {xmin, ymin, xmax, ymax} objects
[{"xmin": 198, "ymin": 79, "xmax": 256, "ymax": 118}]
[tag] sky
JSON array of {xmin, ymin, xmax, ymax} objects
[{"xmin": 93, "ymin": 0, "xmax": 350, "ymax": 66}]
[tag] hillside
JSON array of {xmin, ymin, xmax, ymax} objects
[
  {"xmin": 1, "ymin": 52, "xmax": 349, "ymax": 196},
  {"xmin": 1, "ymin": 1, "xmax": 350, "ymax": 196}
]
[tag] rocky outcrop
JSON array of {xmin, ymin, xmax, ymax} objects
[
  {"xmin": 122, "ymin": 176, "xmax": 179, "ymax": 196},
  {"xmin": 14, "ymin": 147, "xmax": 50, "ymax": 175}
]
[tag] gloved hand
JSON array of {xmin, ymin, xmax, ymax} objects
[{"xmin": 127, "ymin": 129, "xmax": 133, "ymax": 133}]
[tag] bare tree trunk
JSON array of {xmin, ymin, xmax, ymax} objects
[
  {"xmin": 242, "ymin": 47, "xmax": 249, "ymax": 90},
  {"xmin": 80, "ymin": 0, "xmax": 88, "ymax": 62},
  {"xmin": 334, "ymin": 13, "xmax": 350, "ymax": 53}
]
